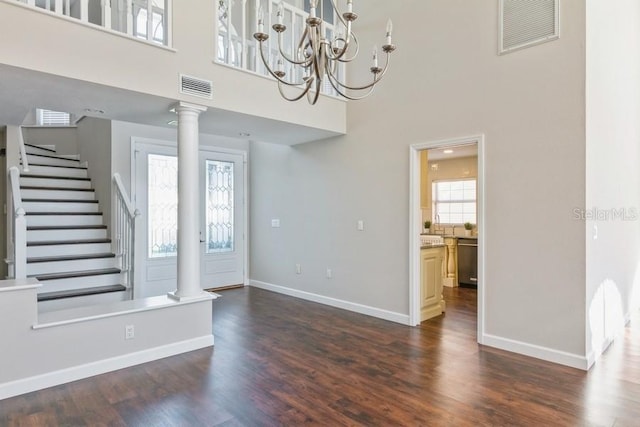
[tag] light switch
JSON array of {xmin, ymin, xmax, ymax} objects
[
  {"xmin": 357, "ymin": 220, "xmax": 364, "ymax": 231},
  {"xmin": 271, "ymin": 219, "xmax": 280, "ymax": 228}
]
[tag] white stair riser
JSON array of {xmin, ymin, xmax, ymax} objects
[
  {"xmin": 28, "ymin": 257, "xmax": 117, "ymax": 275},
  {"xmin": 26, "ymin": 215, "xmax": 103, "ymax": 227},
  {"xmin": 38, "ymin": 290, "xmax": 128, "ymax": 313},
  {"xmin": 21, "ymin": 188, "xmax": 95, "ymax": 200},
  {"xmin": 27, "ymin": 155, "xmax": 81, "ymax": 168},
  {"xmin": 25, "ymin": 145, "xmax": 56, "ymax": 156},
  {"xmin": 20, "ymin": 177, "xmax": 91, "ymax": 189},
  {"xmin": 27, "ymin": 228, "xmax": 107, "ymax": 242},
  {"xmin": 27, "ymin": 242, "xmax": 112, "ymax": 258},
  {"xmin": 23, "ymin": 201, "xmax": 99, "ymax": 213},
  {"xmin": 26, "ymin": 165, "xmax": 88, "ymax": 178}
]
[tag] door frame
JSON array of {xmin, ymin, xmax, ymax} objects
[
  {"xmin": 408, "ymin": 134, "xmax": 485, "ymax": 345},
  {"xmin": 130, "ymin": 136, "xmax": 249, "ymax": 297}
]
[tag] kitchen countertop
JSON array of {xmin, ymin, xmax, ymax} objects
[
  {"xmin": 421, "ymin": 244, "xmax": 446, "ymax": 249},
  {"xmin": 421, "ymin": 233, "xmax": 478, "ymax": 239}
]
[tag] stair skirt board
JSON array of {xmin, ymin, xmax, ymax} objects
[
  {"xmin": 27, "ymin": 227, "xmax": 107, "ymax": 242},
  {"xmin": 21, "ymin": 188, "xmax": 96, "ymax": 200},
  {"xmin": 27, "ymin": 255, "xmax": 117, "ymax": 275},
  {"xmin": 38, "ymin": 289, "xmax": 129, "ymax": 313},
  {"xmin": 27, "ymin": 240, "xmax": 112, "ymax": 258},
  {"xmin": 22, "ymin": 201, "xmax": 100, "ymax": 213},
  {"xmin": 25, "ymin": 154, "xmax": 81, "ymax": 167},
  {"xmin": 24, "ymin": 165, "xmax": 88, "ymax": 178},
  {"xmin": 26, "ymin": 213, "xmax": 104, "ymax": 227}
]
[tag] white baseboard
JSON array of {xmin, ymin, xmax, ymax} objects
[
  {"xmin": 250, "ymin": 280, "xmax": 410, "ymax": 325},
  {"xmin": 0, "ymin": 335, "xmax": 214, "ymax": 401},
  {"xmin": 482, "ymin": 333, "xmax": 589, "ymax": 370}
]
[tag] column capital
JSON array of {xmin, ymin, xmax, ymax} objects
[{"xmin": 172, "ymin": 101, "xmax": 208, "ymax": 115}]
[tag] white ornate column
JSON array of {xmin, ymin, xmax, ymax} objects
[{"xmin": 169, "ymin": 102, "xmax": 208, "ymax": 301}]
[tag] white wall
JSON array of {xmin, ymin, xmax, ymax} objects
[
  {"xmin": 77, "ymin": 117, "xmax": 113, "ymax": 236},
  {"xmin": 585, "ymin": 0, "xmax": 640, "ymax": 366},
  {"xmin": 250, "ymin": 0, "xmax": 588, "ymax": 366},
  {"xmin": 0, "ymin": 279, "xmax": 213, "ymax": 399}
]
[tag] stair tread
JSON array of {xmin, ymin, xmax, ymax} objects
[
  {"xmin": 27, "ymin": 238, "xmax": 112, "ymax": 247},
  {"xmin": 27, "ymin": 225, "xmax": 107, "ymax": 230},
  {"xmin": 26, "ymin": 212, "xmax": 103, "ymax": 216},
  {"xmin": 27, "ymin": 163, "xmax": 87, "ymax": 170},
  {"xmin": 28, "ymin": 252, "xmax": 116, "ymax": 263},
  {"xmin": 31, "ymin": 267, "xmax": 122, "ymax": 281},
  {"xmin": 20, "ymin": 186, "xmax": 94, "ymax": 192},
  {"xmin": 21, "ymin": 174, "xmax": 90, "ymax": 181},
  {"xmin": 26, "ymin": 153, "xmax": 80, "ymax": 162},
  {"xmin": 23, "ymin": 199, "xmax": 98, "ymax": 203},
  {"xmin": 38, "ymin": 285, "xmax": 127, "ymax": 302},
  {"xmin": 24, "ymin": 143, "xmax": 56, "ymax": 153}
]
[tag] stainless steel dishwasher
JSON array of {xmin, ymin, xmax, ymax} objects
[{"xmin": 457, "ymin": 238, "xmax": 478, "ymax": 287}]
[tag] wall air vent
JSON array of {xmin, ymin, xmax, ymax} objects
[
  {"xmin": 179, "ymin": 74, "xmax": 213, "ymax": 99},
  {"xmin": 499, "ymin": 0, "xmax": 559, "ymax": 55}
]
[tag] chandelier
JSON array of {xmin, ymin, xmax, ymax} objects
[{"xmin": 253, "ymin": 0, "xmax": 396, "ymax": 104}]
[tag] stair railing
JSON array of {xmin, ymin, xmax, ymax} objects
[
  {"xmin": 17, "ymin": 126, "xmax": 29, "ymax": 172},
  {"xmin": 113, "ymin": 173, "xmax": 140, "ymax": 298},
  {"xmin": 7, "ymin": 167, "xmax": 27, "ymax": 279}
]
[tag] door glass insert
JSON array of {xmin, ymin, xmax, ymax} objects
[
  {"xmin": 148, "ymin": 154, "xmax": 178, "ymax": 258},
  {"xmin": 206, "ymin": 160, "xmax": 234, "ymax": 253}
]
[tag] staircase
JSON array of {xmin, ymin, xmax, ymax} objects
[{"xmin": 20, "ymin": 143, "xmax": 128, "ymax": 312}]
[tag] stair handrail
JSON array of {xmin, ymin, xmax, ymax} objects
[
  {"xmin": 18, "ymin": 126, "xmax": 29, "ymax": 172},
  {"xmin": 8, "ymin": 166, "xmax": 27, "ymax": 279},
  {"xmin": 113, "ymin": 173, "xmax": 140, "ymax": 298}
]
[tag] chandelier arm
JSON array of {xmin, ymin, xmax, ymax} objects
[
  {"xmin": 277, "ymin": 78, "xmax": 315, "ymax": 102},
  {"xmin": 306, "ymin": 76, "xmax": 322, "ymax": 105},
  {"xmin": 335, "ymin": 30, "xmax": 360, "ymax": 63},
  {"xmin": 326, "ymin": 52, "xmax": 392, "ymax": 92},
  {"xmin": 277, "ymin": 32, "xmax": 313, "ymax": 66},
  {"xmin": 326, "ymin": 68, "xmax": 376, "ymax": 101},
  {"xmin": 257, "ymin": 40, "xmax": 310, "ymax": 87}
]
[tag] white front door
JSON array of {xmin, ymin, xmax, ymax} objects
[
  {"xmin": 133, "ymin": 142, "xmax": 245, "ymax": 298},
  {"xmin": 199, "ymin": 150, "xmax": 245, "ymax": 289}
]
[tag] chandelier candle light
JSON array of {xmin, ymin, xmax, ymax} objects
[{"xmin": 253, "ymin": 0, "xmax": 396, "ymax": 104}]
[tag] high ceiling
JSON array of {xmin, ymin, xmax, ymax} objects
[{"xmin": 0, "ymin": 64, "xmax": 341, "ymax": 145}]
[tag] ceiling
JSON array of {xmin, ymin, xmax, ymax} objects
[
  {"xmin": 0, "ymin": 64, "xmax": 341, "ymax": 145},
  {"xmin": 428, "ymin": 143, "xmax": 478, "ymax": 161}
]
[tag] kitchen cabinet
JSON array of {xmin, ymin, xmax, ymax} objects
[{"xmin": 420, "ymin": 246, "xmax": 446, "ymax": 321}]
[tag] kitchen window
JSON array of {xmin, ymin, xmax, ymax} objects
[{"xmin": 433, "ymin": 179, "xmax": 477, "ymax": 224}]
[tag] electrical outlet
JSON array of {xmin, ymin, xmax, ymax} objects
[
  {"xmin": 326, "ymin": 268, "xmax": 332, "ymax": 279},
  {"xmin": 296, "ymin": 264, "xmax": 302, "ymax": 274},
  {"xmin": 125, "ymin": 325, "xmax": 135, "ymax": 340}
]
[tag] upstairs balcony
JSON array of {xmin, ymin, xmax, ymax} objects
[{"xmin": 0, "ymin": 0, "xmax": 347, "ymax": 145}]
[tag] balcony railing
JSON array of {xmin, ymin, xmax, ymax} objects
[
  {"xmin": 216, "ymin": 0, "xmax": 342, "ymax": 97},
  {"xmin": 14, "ymin": 0, "xmax": 171, "ymax": 46}
]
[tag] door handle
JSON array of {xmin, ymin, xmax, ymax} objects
[{"xmin": 199, "ymin": 232, "xmax": 205, "ymax": 243}]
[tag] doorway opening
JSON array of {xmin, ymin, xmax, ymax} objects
[{"xmin": 409, "ymin": 135, "xmax": 485, "ymax": 344}]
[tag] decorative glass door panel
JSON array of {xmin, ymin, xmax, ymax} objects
[
  {"xmin": 148, "ymin": 154, "xmax": 178, "ymax": 258},
  {"xmin": 205, "ymin": 160, "xmax": 234, "ymax": 254}
]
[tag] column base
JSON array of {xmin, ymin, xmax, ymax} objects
[{"xmin": 167, "ymin": 291, "xmax": 218, "ymax": 302}]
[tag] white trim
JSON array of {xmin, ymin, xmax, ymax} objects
[
  {"xmin": 482, "ymin": 333, "xmax": 588, "ymax": 371},
  {"xmin": 0, "ymin": 335, "xmax": 213, "ymax": 400},
  {"xmin": 408, "ymin": 135, "xmax": 486, "ymax": 347},
  {"xmin": 586, "ymin": 311, "xmax": 633, "ymax": 370},
  {"xmin": 250, "ymin": 280, "xmax": 410, "ymax": 325}
]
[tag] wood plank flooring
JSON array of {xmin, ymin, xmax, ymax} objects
[{"xmin": 1, "ymin": 287, "xmax": 639, "ymax": 426}]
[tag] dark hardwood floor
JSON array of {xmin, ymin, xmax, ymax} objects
[{"xmin": 1, "ymin": 286, "xmax": 640, "ymax": 426}]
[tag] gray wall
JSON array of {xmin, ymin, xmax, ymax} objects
[
  {"xmin": 0, "ymin": 127, "xmax": 6, "ymax": 278},
  {"xmin": 22, "ymin": 126, "xmax": 79, "ymax": 155},
  {"xmin": 250, "ymin": 0, "xmax": 588, "ymax": 361},
  {"xmin": 77, "ymin": 117, "xmax": 113, "ymax": 237}
]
